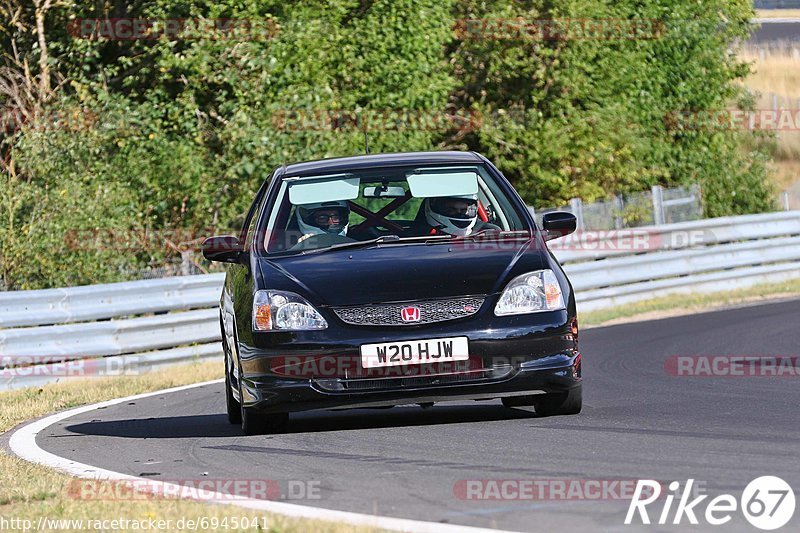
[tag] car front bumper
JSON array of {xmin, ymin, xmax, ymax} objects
[
  {"xmin": 234, "ymin": 310, "xmax": 582, "ymax": 414},
  {"xmin": 239, "ymin": 352, "xmax": 581, "ymax": 413}
]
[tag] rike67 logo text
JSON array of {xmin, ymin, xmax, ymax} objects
[{"xmin": 626, "ymin": 477, "xmax": 795, "ymax": 530}]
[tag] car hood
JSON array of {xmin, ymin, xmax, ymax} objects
[{"xmin": 257, "ymin": 240, "xmax": 548, "ymax": 306}]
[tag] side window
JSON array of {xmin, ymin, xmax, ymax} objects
[
  {"xmin": 242, "ymin": 204, "xmax": 260, "ymax": 252},
  {"xmin": 240, "ymin": 173, "xmax": 273, "ymax": 251},
  {"xmin": 261, "ymin": 182, "xmax": 293, "ymax": 252},
  {"xmin": 477, "ymin": 168, "xmax": 524, "ymax": 231}
]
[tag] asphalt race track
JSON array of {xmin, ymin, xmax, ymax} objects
[
  {"xmin": 32, "ymin": 300, "xmax": 800, "ymax": 532},
  {"xmin": 752, "ymin": 20, "xmax": 800, "ymax": 44}
]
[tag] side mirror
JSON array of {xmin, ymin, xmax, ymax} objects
[
  {"xmin": 542, "ymin": 212, "xmax": 577, "ymax": 241},
  {"xmin": 202, "ymin": 235, "xmax": 244, "ymax": 263}
]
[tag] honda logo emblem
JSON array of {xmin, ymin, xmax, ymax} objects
[{"xmin": 401, "ymin": 306, "xmax": 421, "ymax": 322}]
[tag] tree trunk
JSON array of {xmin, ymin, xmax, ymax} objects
[{"xmin": 33, "ymin": 0, "xmax": 52, "ymax": 98}]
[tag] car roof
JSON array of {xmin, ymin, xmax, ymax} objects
[{"xmin": 281, "ymin": 151, "xmax": 484, "ymax": 178}]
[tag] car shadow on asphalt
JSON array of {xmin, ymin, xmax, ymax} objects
[
  {"xmin": 283, "ymin": 403, "xmax": 539, "ymax": 434},
  {"xmin": 60, "ymin": 404, "xmax": 539, "ymax": 438},
  {"xmin": 60, "ymin": 414, "xmax": 241, "ymax": 439}
]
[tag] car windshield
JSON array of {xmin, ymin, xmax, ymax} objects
[{"xmin": 261, "ymin": 164, "xmax": 530, "ymax": 254}]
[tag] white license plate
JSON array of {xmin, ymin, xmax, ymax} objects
[{"xmin": 360, "ymin": 337, "xmax": 469, "ymax": 369}]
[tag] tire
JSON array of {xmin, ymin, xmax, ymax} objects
[
  {"xmin": 225, "ymin": 367, "xmax": 241, "ymax": 425},
  {"xmin": 502, "ymin": 385, "xmax": 582, "ymax": 416},
  {"xmin": 533, "ymin": 386, "xmax": 582, "ymax": 417},
  {"xmin": 221, "ymin": 316, "xmax": 242, "ymax": 425},
  {"xmin": 238, "ymin": 380, "xmax": 289, "ymax": 435},
  {"xmin": 240, "ymin": 405, "xmax": 289, "ymax": 436}
]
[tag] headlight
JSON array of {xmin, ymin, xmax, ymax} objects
[
  {"xmin": 494, "ymin": 270, "xmax": 565, "ymax": 316},
  {"xmin": 253, "ymin": 290, "xmax": 328, "ymax": 331}
]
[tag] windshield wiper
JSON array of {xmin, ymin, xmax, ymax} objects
[
  {"xmin": 298, "ymin": 231, "xmax": 528, "ymax": 255},
  {"xmin": 449, "ymin": 229, "xmax": 532, "ymax": 242},
  {"xmin": 300, "ymin": 234, "xmax": 428, "ymax": 254}
]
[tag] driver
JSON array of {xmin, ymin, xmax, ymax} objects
[
  {"xmin": 413, "ymin": 194, "xmax": 498, "ymax": 236},
  {"xmin": 296, "ymin": 200, "xmax": 351, "ymax": 243}
]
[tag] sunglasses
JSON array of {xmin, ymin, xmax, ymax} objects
[
  {"xmin": 439, "ymin": 203, "xmax": 477, "ymax": 217},
  {"xmin": 313, "ymin": 213, "xmax": 342, "ymax": 224}
]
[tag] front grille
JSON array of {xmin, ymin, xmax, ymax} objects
[
  {"xmin": 312, "ymin": 362, "xmax": 514, "ymax": 392},
  {"xmin": 332, "ymin": 296, "xmax": 485, "ymax": 326},
  {"xmin": 342, "ymin": 371, "xmax": 486, "ymax": 390}
]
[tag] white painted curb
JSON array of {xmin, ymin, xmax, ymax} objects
[
  {"xmin": 754, "ymin": 18, "xmax": 800, "ymax": 23},
  {"xmin": 8, "ymin": 379, "xmax": 512, "ymax": 533}
]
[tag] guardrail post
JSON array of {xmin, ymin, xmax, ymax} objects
[
  {"xmin": 652, "ymin": 185, "xmax": 665, "ymax": 225},
  {"xmin": 772, "ymin": 93, "xmax": 780, "ymax": 140},
  {"xmin": 180, "ymin": 251, "xmax": 195, "ymax": 276},
  {"xmin": 569, "ymin": 197, "xmax": 585, "ymax": 231},
  {"xmin": 613, "ymin": 195, "xmax": 624, "ymax": 230}
]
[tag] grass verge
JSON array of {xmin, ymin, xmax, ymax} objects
[
  {"xmin": 738, "ymin": 51, "xmax": 800, "ymax": 192},
  {"xmin": 0, "ymin": 360, "xmax": 382, "ymax": 532},
  {"xmin": 756, "ymin": 9, "xmax": 800, "ymax": 19},
  {"xmin": 4, "ymin": 279, "xmax": 799, "ymax": 530},
  {"xmin": 580, "ymin": 277, "xmax": 800, "ymax": 327}
]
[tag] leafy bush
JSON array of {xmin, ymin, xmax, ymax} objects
[{"xmin": 0, "ymin": 0, "xmax": 777, "ymax": 289}]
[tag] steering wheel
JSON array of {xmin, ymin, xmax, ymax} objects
[{"xmin": 289, "ymin": 233, "xmax": 356, "ymax": 251}]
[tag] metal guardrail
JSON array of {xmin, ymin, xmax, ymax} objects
[
  {"xmin": 0, "ymin": 275, "xmax": 226, "ymax": 389},
  {"xmin": 552, "ymin": 210, "xmax": 800, "ymax": 263},
  {"xmin": 552, "ymin": 211, "xmax": 800, "ymax": 310},
  {"xmin": 0, "ymin": 274, "xmax": 225, "ymax": 329},
  {"xmin": 0, "ymin": 343, "xmax": 220, "ymax": 390},
  {"xmin": 1, "ymin": 308, "xmax": 220, "ymax": 358},
  {"xmin": 1, "ymin": 211, "xmax": 799, "ymax": 389},
  {"xmin": 536, "ymin": 184, "xmax": 703, "ymax": 230}
]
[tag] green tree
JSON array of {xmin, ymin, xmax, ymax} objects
[{"xmin": 0, "ymin": 0, "xmax": 779, "ymax": 289}]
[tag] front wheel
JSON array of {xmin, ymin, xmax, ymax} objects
[
  {"xmin": 238, "ymin": 380, "xmax": 288, "ymax": 435},
  {"xmin": 225, "ymin": 367, "xmax": 241, "ymax": 425},
  {"xmin": 240, "ymin": 405, "xmax": 289, "ymax": 435},
  {"xmin": 533, "ymin": 386, "xmax": 582, "ymax": 416},
  {"xmin": 502, "ymin": 385, "xmax": 582, "ymax": 416},
  {"xmin": 221, "ymin": 318, "xmax": 242, "ymax": 425}
]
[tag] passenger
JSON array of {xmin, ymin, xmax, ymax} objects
[{"xmin": 411, "ymin": 194, "xmax": 499, "ymax": 236}]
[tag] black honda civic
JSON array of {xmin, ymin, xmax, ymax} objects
[{"xmin": 203, "ymin": 151, "xmax": 581, "ymax": 434}]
